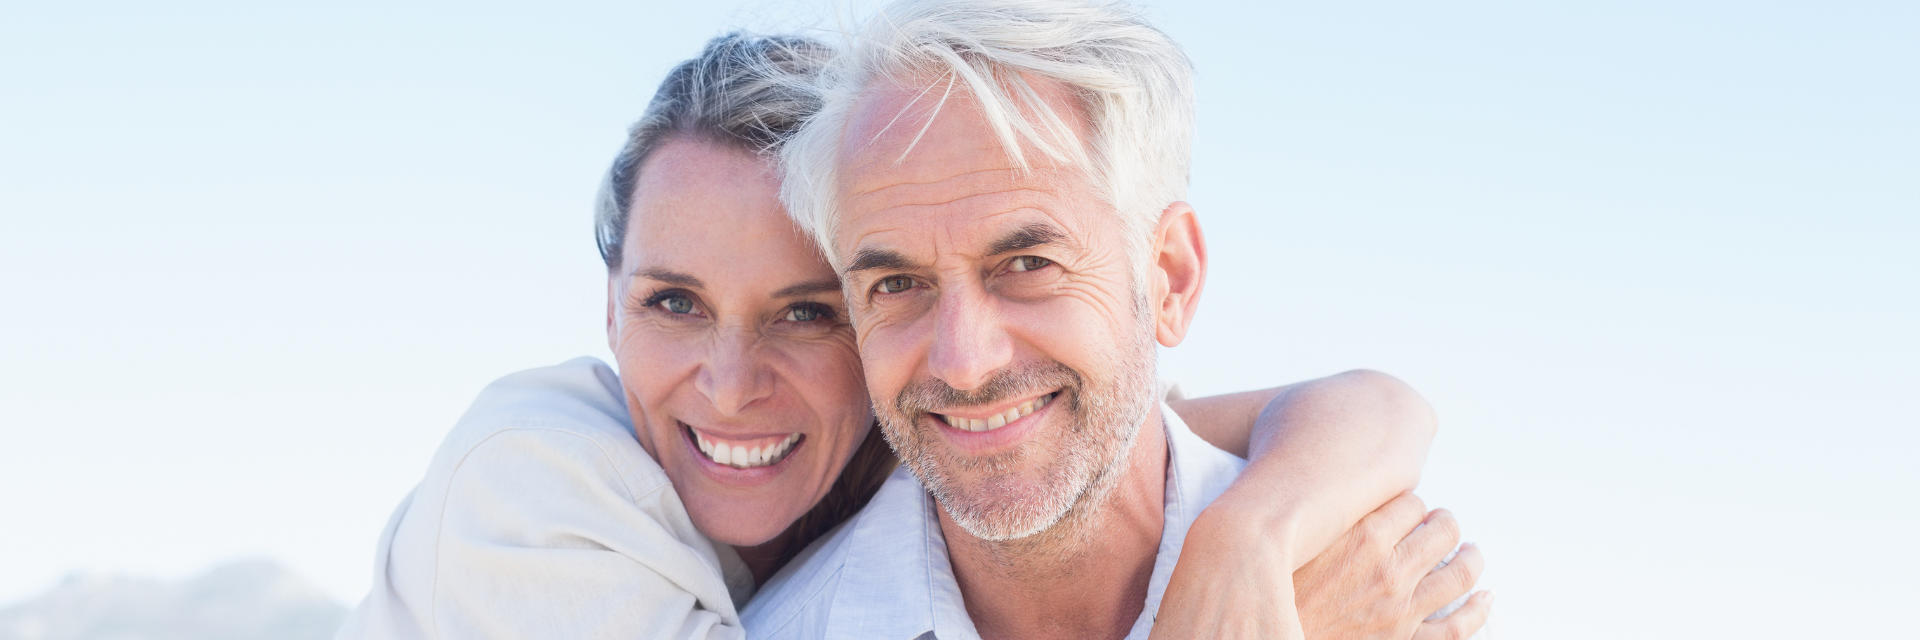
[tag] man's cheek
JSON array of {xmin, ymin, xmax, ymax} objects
[{"xmin": 855, "ymin": 326, "xmax": 916, "ymax": 405}]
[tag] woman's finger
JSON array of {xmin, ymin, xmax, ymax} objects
[
  {"xmin": 1395, "ymin": 508, "xmax": 1462, "ymax": 580},
  {"xmin": 1359, "ymin": 492, "xmax": 1427, "ymax": 549},
  {"xmin": 1412, "ymin": 543, "xmax": 1484, "ymax": 616},
  {"xmin": 1413, "ymin": 589, "xmax": 1493, "ymax": 640}
]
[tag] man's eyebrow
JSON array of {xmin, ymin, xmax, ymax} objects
[
  {"xmin": 986, "ymin": 223, "xmax": 1069, "ymax": 256},
  {"xmin": 773, "ymin": 279, "xmax": 843, "ymax": 298},
  {"xmin": 844, "ymin": 247, "xmax": 918, "ymax": 275},
  {"xmin": 635, "ymin": 268, "xmax": 702, "ymax": 288}
]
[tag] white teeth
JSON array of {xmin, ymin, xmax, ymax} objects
[
  {"xmin": 941, "ymin": 393, "xmax": 1055, "ymax": 433},
  {"xmin": 690, "ymin": 428, "xmax": 801, "ymax": 469}
]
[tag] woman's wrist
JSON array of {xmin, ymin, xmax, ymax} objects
[{"xmin": 1193, "ymin": 485, "xmax": 1311, "ymax": 572}]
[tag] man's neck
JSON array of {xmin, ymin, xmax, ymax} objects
[{"xmin": 939, "ymin": 411, "xmax": 1170, "ymax": 640}]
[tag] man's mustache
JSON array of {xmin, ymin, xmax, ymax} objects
[{"xmin": 895, "ymin": 362, "xmax": 1083, "ymax": 418}]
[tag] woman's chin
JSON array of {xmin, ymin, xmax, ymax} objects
[{"xmin": 687, "ymin": 502, "xmax": 798, "ymax": 549}]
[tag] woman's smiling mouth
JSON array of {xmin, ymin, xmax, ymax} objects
[{"xmin": 682, "ymin": 421, "xmax": 804, "ymax": 468}]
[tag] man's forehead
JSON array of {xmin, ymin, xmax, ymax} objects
[{"xmin": 838, "ymin": 74, "xmax": 1092, "ymax": 192}]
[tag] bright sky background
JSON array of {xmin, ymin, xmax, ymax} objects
[{"xmin": 3, "ymin": 1, "xmax": 1914, "ymax": 638}]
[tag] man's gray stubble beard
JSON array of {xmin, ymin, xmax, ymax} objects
[{"xmin": 879, "ymin": 290, "xmax": 1160, "ymax": 565}]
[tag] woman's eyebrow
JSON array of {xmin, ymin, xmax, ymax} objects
[
  {"xmin": 636, "ymin": 268, "xmax": 703, "ymax": 288},
  {"xmin": 774, "ymin": 279, "xmax": 843, "ymax": 298}
]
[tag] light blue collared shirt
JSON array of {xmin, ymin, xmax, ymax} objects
[{"xmin": 743, "ymin": 402, "xmax": 1247, "ymax": 640}]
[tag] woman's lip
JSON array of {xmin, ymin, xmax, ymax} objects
[
  {"xmin": 680, "ymin": 425, "xmax": 804, "ymax": 484},
  {"xmin": 681, "ymin": 421, "xmax": 801, "ymax": 448}
]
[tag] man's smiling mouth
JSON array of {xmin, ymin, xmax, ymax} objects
[{"xmin": 933, "ymin": 392, "xmax": 1057, "ymax": 432}]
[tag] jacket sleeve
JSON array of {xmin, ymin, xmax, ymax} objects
[{"xmin": 424, "ymin": 426, "xmax": 745, "ymax": 640}]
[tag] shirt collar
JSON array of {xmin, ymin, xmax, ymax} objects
[
  {"xmin": 821, "ymin": 465, "xmax": 951, "ymax": 639},
  {"xmin": 1132, "ymin": 402, "xmax": 1247, "ymax": 636}
]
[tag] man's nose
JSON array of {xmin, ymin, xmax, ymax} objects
[
  {"xmin": 926, "ymin": 285, "xmax": 1013, "ymax": 392},
  {"xmin": 695, "ymin": 326, "xmax": 774, "ymax": 416}
]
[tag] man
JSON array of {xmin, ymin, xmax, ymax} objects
[{"xmin": 744, "ymin": 1, "xmax": 1488, "ymax": 638}]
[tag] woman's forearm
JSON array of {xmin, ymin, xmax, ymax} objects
[
  {"xmin": 1154, "ymin": 369, "xmax": 1436, "ymax": 639},
  {"xmin": 1214, "ymin": 368, "xmax": 1436, "ymax": 566}
]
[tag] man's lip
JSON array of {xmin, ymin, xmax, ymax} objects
[
  {"xmin": 930, "ymin": 389, "xmax": 1061, "ymax": 421},
  {"xmin": 923, "ymin": 390, "xmax": 1059, "ymax": 453}
]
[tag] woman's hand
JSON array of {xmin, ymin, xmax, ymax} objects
[
  {"xmin": 1295, "ymin": 492, "xmax": 1493, "ymax": 640},
  {"xmin": 1154, "ymin": 370, "xmax": 1446, "ymax": 639}
]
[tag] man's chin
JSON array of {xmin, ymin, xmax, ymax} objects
[{"xmin": 923, "ymin": 467, "xmax": 1079, "ymax": 541}]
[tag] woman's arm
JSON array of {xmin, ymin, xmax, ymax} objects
[
  {"xmin": 338, "ymin": 362, "xmax": 750, "ymax": 640},
  {"xmin": 1174, "ymin": 369, "xmax": 1435, "ymax": 559},
  {"xmin": 1151, "ymin": 369, "xmax": 1439, "ymax": 639}
]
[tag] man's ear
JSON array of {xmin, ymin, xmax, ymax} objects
[{"xmin": 1148, "ymin": 202, "xmax": 1206, "ymax": 347}]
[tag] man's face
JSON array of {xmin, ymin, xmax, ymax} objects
[{"xmin": 831, "ymin": 80, "xmax": 1159, "ymax": 541}]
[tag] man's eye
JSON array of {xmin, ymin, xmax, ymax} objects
[
  {"xmin": 784, "ymin": 303, "xmax": 833, "ymax": 322},
  {"xmin": 1009, "ymin": 256, "xmax": 1053, "ymax": 272},
  {"xmin": 876, "ymin": 276, "xmax": 916, "ymax": 294}
]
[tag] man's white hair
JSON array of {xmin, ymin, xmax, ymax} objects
[{"xmin": 780, "ymin": 0, "xmax": 1195, "ymax": 269}]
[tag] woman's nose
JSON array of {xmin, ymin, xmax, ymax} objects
[{"xmin": 693, "ymin": 326, "xmax": 774, "ymax": 416}]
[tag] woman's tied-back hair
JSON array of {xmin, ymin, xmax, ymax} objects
[
  {"xmin": 594, "ymin": 32, "xmax": 831, "ymax": 271},
  {"xmin": 778, "ymin": 0, "xmax": 1196, "ymax": 274}
]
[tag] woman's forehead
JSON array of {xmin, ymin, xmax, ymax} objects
[{"xmin": 623, "ymin": 140, "xmax": 839, "ymax": 294}]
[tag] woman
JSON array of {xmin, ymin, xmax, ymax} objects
[{"xmin": 338, "ymin": 32, "xmax": 1482, "ymax": 639}]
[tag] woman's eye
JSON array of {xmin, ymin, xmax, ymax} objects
[
  {"xmin": 876, "ymin": 275, "xmax": 916, "ymax": 294},
  {"xmin": 642, "ymin": 291, "xmax": 699, "ymax": 315},
  {"xmin": 1009, "ymin": 256, "xmax": 1053, "ymax": 272},
  {"xmin": 784, "ymin": 303, "xmax": 833, "ymax": 323}
]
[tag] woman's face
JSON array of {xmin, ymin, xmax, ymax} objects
[{"xmin": 607, "ymin": 138, "xmax": 872, "ymax": 548}]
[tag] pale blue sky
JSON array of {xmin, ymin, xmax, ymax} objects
[{"xmin": 2, "ymin": 1, "xmax": 1914, "ymax": 638}]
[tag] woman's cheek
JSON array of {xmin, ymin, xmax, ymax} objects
[
  {"xmin": 615, "ymin": 326, "xmax": 703, "ymax": 455},
  {"xmin": 784, "ymin": 337, "xmax": 869, "ymax": 419}
]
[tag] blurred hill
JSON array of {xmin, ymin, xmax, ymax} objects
[{"xmin": 0, "ymin": 559, "xmax": 344, "ymax": 640}]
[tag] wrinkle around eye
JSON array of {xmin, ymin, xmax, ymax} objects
[{"xmin": 1051, "ymin": 268, "xmax": 1136, "ymax": 322}]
